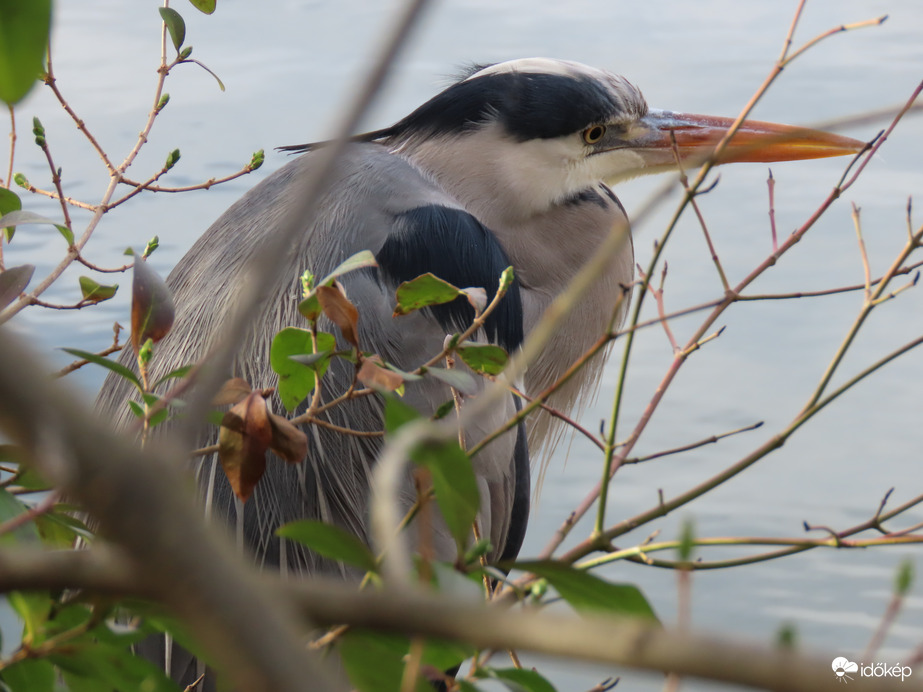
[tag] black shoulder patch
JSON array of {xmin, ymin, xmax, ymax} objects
[
  {"xmin": 499, "ymin": 396, "xmax": 530, "ymax": 563},
  {"xmin": 376, "ymin": 205, "xmax": 524, "ymax": 352},
  {"xmin": 387, "ymin": 72, "xmax": 622, "ymax": 142}
]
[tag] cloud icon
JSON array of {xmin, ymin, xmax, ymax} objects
[{"xmin": 832, "ymin": 657, "xmax": 859, "ymax": 677}]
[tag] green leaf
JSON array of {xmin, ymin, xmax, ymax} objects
[
  {"xmin": 677, "ymin": 518, "xmax": 695, "ymax": 562},
  {"xmin": 425, "ymin": 366, "xmax": 476, "ymax": 395},
  {"xmin": 297, "ymin": 294, "xmax": 321, "ymax": 322},
  {"xmin": 250, "ymin": 148, "xmax": 264, "ymax": 170},
  {"xmin": 158, "ymin": 7, "xmax": 186, "ymax": 51},
  {"xmin": 776, "ymin": 623, "xmax": 797, "ymax": 649},
  {"xmin": 8, "ymin": 591, "xmax": 52, "ymax": 642},
  {"xmin": 457, "ymin": 681, "xmax": 485, "ymax": 692},
  {"xmin": 276, "ymin": 519, "xmax": 377, "ymax": 573},
  {"xmin": 140, "ymin": 392, "xmax": 170, "ymax": 428},
  {"xmin": 340, "ymin": 630, "xmax": 469, "ymax": 692},
  {"xmin": 142, "ymin": 235, "xmax": 160, "ymax": 259},
  {"xmin": 0, "ymin": 487, "xmax": 40, "ymax": 545},
  {"xmin": 127, "ymin": 400, "xmax": 144, "ymax": 419},
  {"xmin": 498, "ymin": 266, "xmax": 515, "ymax": 293},
  {"xmin": 433, "ymin": 400, "xmax": 455, "ymax": 420},
  {"xmin": 164, "ymin": 148, "xmax": 181, "ymax": 171},
  {"xmin": 0, "ymin": 186, "xmax": 21, "ymax": 241},
  {"xmin": 153, "ymin": 364, "xmax": 194, "ymax": 387},
  {"xmin": 1, "ymin": 658, "xmax": 55, "ymax": 692},
  {"xmin": 383, "ymin": 395, "xmax": 420, "ymax": 434},
  {"xmin": 896, "ymin": 558, "xmax": 914, "ymax": 596},
  {"xmin": 489, "ymin": 667, "xmax": 558, "ymax": 692},
  {"xmin": 34, "ymin": 510, "xmax": 92, "ymax": 547},
  {"xmin": 456, "ymin": 343, "xmax": 508, "ymax": 375},
  {"xmin": 78, "ymin": 276, "xmax": 118, "ymax": 304},
  {"xmin": 0, "ymin": 209, "xmax": 58, "ymax": 229},
  {"xmin": 269, "ymin": 328, "xmax": 336, "ymax": 412},
  {"xmin": 412, "ymin": 441, "xmax": 479, "ymax": 551},
  {"xmin": 61, "ymin": 348, "xmax": 142, "ymax": 391},
  {"xmin": 58, "ymin": 223, "xmax": 75, "ymax": 245},
  {"xmin": 52, "ymin": 642, "xmax": 180, "ymax": 692},
  {"xmin": 3, "ymin": 460, "xmax": 49, "ymax": 493},
  {"xmin": 186, "ymin": 57, "xmax": 226, "ymax": 91},
  {"xmin": 393, "ymin": 273, "xmax": 461, "ymax": 316},
  {"xmin": 340, "ymin": 630, "xmax": 429, "ymax": 692},
  {"xmin": 188, "ymin": 0, "xmax": 217, "ymax": 14},
  {"xmin": 514, "ymin": 561, "xmax": 659, "ymax": 621},
  {"xmin": 0, "ymin": 264, "xmax": 34, "ymax": 310},
  {"xmin": 0, "ymin": 0, "xmax": 52, "ymax": 105}
]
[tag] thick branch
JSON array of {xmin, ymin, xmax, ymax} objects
[
  {"xmin": 2, "ymin": 546, "xmax": 919, "ymax": 692},
  {"xmin": 0, "ymin": 328, "xmax": 337, "ymax": 692}
]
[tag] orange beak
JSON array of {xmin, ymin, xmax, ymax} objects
[{"xmin": 602, "ymin": 109, "xmax": 866, "ymax": 179}]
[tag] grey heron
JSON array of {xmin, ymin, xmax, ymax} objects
[{"xmin": 96, "ymin": 58, "xmax": 863, "ymax": 687}]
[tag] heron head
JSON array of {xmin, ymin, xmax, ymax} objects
[{"xmin": 382, "ymin": 58, "xmax": 863, "ymax": 218}]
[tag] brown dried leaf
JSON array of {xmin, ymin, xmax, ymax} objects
[
  {"xmin": 218, "ymin": 391, "xmax": 272, "ymax": 502},
  {"xmin": 212, "ymin": 377, "xmax": 253, "ymax": 407},
  {"xmin": 268, "ymin": 412, "xmax": 308, "ymax": 463},
  {"xmin": 317, "ymin": 283, "xmax": 359, "ymax": 349},
  {"xmin": 357, "ymin": 356, "xmax": 404, "ymax": 392}
]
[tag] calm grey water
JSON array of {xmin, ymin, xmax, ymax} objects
[{"xmin": 6, "ymin": 1, "xmax": 923, "ymax": 689}]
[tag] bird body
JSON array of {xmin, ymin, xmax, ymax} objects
[
  {"xmin": 95, "ymin": 58, "xmax": 863, "ymax": 687},
  {"xmin": 131, "ymin": 143, "xmax": 530, "ymax": 573}
]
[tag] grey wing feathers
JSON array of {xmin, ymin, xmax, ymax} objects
[
  {"xmin": 97, "ymin": 143, "xmax": 529, "ymax": 688},
  {"xmin": 96, "ymin": 143, "xmax": 526, "ymax": 573}
]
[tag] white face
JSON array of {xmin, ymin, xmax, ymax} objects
[
  {"xmin": 462, "ymin": 59, "xmax": 655, "ymax": 196},
  {"xmin": 487, "ymin": 127, "xmax": 654, "ymax": 212}
]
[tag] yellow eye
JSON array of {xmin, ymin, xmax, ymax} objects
[{"xmin": 583, "ymin": 125, "xmax": 606, "ymax": 144}]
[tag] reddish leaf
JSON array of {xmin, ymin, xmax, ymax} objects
[
  {"xmin": 268, "ymin": 412, "xmax": 308, "ymax": 463},
  {"xmin": 317, "ymin": 283, "xmax": 359, "ymax": 348},
  {"xmin": 218, "ymin": 391, "xmax": 272, "ymax": 502},
  {"xmin": 357, "ymin": 356, "xmax": 404, "ymax": 392},
  {"xmin": 212, "ymin": 377, "xmax": 253, "ymax": 406},
  {"xmin": 131, "ymin": 258, "xmax": 175, "ymax": 353}
]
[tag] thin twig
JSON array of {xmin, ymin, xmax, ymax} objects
[
  {"xmin": 622, "ymin": 421, "xmax": 764, "ymax": 465},
  {"xmin": 43, "ymin": 49, "xmax": 116, "ymax": 175},
  {"xmin": 670, "ymin": 130, "xmax": 730, "ymax": 291},
  {"xmin": 13, "ymin": 182, "xmax": 96, "ymax": 210},
  {"xmin": 74, "ymin": 254, "xmax": 133, "ymax": 273},
  {"xmin": 738, "ymin": 259, "xmax": 923, "ymax": 300},
  {"xmin": 852, "ymin": 203, "xmax": 872, "ymax": 297},
  {"xmin": 109, "ymin": 164, "xmax": 258, "ymax": 210},
  {"xmin": 767, "ymin": 170, "xmax": 778, "ymax": 252}
]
